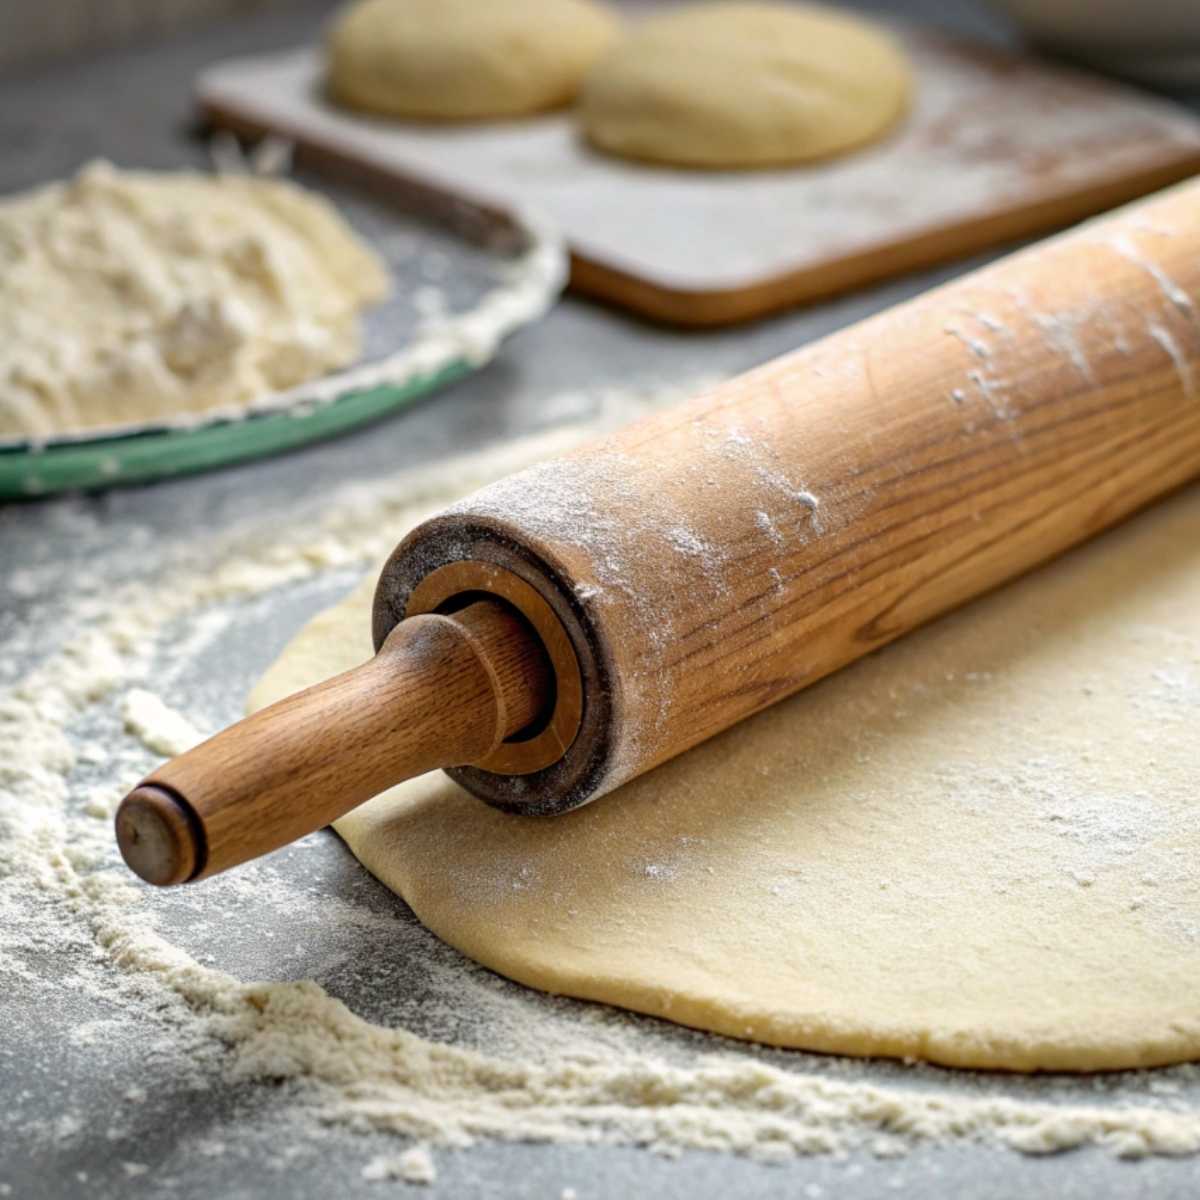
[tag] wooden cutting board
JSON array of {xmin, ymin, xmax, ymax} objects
[{"xmin": 198, "ymin": 29, "xmax": 1200, "ymax": 326}]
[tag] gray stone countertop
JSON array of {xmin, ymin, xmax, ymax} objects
[{"xmin": 2, "ymin": 3, "xmax": 1198, "ymax": 1197}]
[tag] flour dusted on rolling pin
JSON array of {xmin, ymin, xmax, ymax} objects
[
  {"xmin": 435, "ymin": 179, "xmax": 1200, "ymax": 805},
  {"xmin": 0, "ymin": 161, "xmax": 388, "ymax": 439},
  {"xmin": 441, "ymin": 394, "xmax": 847, "ymax": 783}
]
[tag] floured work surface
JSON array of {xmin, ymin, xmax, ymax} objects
[
  {"xmin": 198, "ymin": 31, "xmax": 1200, "ymax": 324},
  {"xmin": 6, "ymin": 403, "xmax": 1200, "ymax": 1200}
]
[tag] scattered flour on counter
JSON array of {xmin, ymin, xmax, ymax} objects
[
  {"xmin": 362, "ymin": 1147, "xmax": 436, "ymax": 1185},
  {"xmin": 121, "ymin": 689, "xmax": 206, "ymax": 758},
  {"xmin": 3, "ymin": 391, "xmax": 1200, "ymax": 1177}
]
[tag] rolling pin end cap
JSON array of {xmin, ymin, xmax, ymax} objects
[{"xmin": 115, "ymin": 785, "xmax": 201, "ymax": 886}]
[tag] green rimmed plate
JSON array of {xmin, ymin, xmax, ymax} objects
[
  {"xmin": 0, "ymin": 174, "xmax": 566, "ymax": 500},
  {"xmin": 0, "ymin": 367, "xmax": 473, "ymax": 499}
]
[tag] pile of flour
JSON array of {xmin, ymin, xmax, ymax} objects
[
  {"xmin": 3, "ymin": 384, "xmax": 1200, "ymax": 1191},
  {"xmin": 0, "ymin": 160, "xmax": 389, "ymax": 439}
]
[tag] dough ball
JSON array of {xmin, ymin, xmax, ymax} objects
[
  {"xmin": 327, "ymin": 0, "xmax": 622, "ymax": 119},
  {"xmin": 579, "ymin": 2, "xmax": 913, "ymax": 168}
]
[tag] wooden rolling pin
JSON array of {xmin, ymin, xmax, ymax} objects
[{"xmin": 117, "ymin": 179, "xmax": 1200, "ymax": 886}]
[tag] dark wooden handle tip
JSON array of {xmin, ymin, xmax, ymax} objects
[{"xmin": 115, "ymin": 785, "xmax": 202, "ymax": 887}]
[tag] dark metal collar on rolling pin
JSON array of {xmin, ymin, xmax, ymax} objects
[{"xmin": 117, "ymin": 178, "xmax": 1200, "ymax": 887}]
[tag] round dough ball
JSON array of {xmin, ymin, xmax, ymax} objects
[
  {"xmin": 579, "ymin": 2, "xmax": 913, "ymax": 168},
  {"xmin": 327, "ymin": 0, "xmax": 622, "ymax": 119}
]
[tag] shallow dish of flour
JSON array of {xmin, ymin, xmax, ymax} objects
[{"xmin": 0, "ymin": 166, "xmax": 564, "ymax": 497}]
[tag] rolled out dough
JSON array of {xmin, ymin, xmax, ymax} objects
[
  {"xmin": 250, "ymin": 477, "xmax": 1200, "ymax": 1072},
  {"xmin": 578, "ymin": 2, "xmax": 912, "ymax": 168}
]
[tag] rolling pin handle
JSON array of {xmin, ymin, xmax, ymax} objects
[{"xmin": 115, "ymin": 600, "xmax": 552, "ymax": 886}]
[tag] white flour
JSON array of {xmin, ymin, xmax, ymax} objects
[
  {"xmin": 120, "ymin": 688, "xmax": 206, "ymax": 758},
  {"xmin": 0, "ymin": 162, "xmax": 389, "ymax": 440},
  {"xmin": 362, "ymin": 1147, "xmax": 436, "ymax": 1185},
  {"xmin": 3, "ymin": 386, "xmax": 1200, "ymax": 1191}
]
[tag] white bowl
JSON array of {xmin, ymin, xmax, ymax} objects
[{"xmin": 987, "ymin": 0, "xmax": 1200, "ymax": 85}]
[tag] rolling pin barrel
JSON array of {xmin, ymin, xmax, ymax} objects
[
  {"xmin": 119, "ymin": 179, "xmax": 1200, "ymax": 884},
  {"xmin": 375, "ymin": 178, "xmax": 1200, "ymax": 812}
]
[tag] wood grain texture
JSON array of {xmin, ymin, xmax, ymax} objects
[
  {"xmin": 121, "ymin": 179, "xmax": 1200, "ymax": 883},
  {"xmin": 117, "ymin": 601, "xmax": 551, "ymax": 883},
  {"xmin": 377, "ymin": 178, "xmax": 1200, "ymax": 813}
]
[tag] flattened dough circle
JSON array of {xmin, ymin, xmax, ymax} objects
[
  {"xmin": 578, "ymin": 2, "xmax": 913, "ymax": 168},
  {"xmin": 327, "ymin": 0, "xmax": 621, "ymax": 119},
  {"xmin": 250, "ymin": 481, "xmax": 1200, "ymax": 1072}
]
